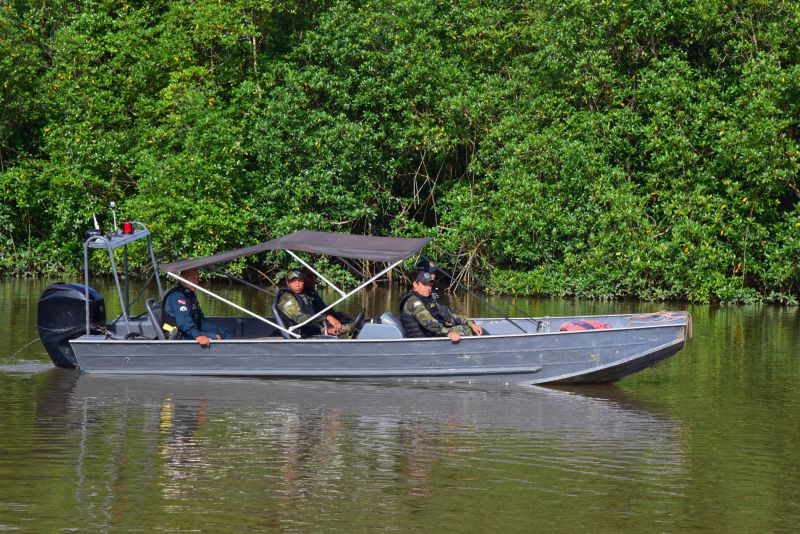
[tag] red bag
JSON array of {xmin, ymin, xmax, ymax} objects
[{"xmin": 559, "ymin": 320, "xmax": 613, "ymax": 332}]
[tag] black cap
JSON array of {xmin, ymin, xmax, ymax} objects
[
  {"xmin": 286, "ymin": 269, "xmax": 303, "ymax": 281},
  {"xmin": 413, "ymin": 271, "xmax": 433, "ymax": 284}
]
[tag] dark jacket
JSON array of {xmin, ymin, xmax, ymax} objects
[{"xmin": 162, "ymin": 285, "xmax": 231, "ymax": 340}]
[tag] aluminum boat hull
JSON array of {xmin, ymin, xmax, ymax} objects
[{"xmin": 70, "ymin": 313, "xmax": 690, "ymax": 385}]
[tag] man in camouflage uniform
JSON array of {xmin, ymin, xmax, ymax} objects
[
  {"xmin": 399, "ymin": 271, "xmax": 484, "ymax": 342},
  {"xmin": 413, "ymin": 257, "xmax": 460, "ymax": 325},
  {"xmin": 275, "ymin": 269, "xmax": 349, "ymax": 338}
]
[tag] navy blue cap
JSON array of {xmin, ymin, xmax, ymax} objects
[{"xmin": 414, "ymin": 271, "xmax": 433, "ymax": 284}]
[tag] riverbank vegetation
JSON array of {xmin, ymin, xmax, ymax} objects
[{"xmin": 1, "ymin": 0, "xmax": 798, "ymax": 303}]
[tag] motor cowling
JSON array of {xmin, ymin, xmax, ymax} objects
[{"xmin": 38, "ymin": 283, "xmax": 106, "ymax": 368}]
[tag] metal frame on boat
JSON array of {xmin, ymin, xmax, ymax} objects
[{"xmin": 39, "ymin": 223, "xmax": 692, "ymax": 385}]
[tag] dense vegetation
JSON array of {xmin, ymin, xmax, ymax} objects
[{"xmin": 1, "ymin": 0, "xmax": 798, "ymax": 303}]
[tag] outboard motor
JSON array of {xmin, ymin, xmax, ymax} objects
[{"xmin": 37, "ymin": 283, "xmax": 105, "ymax": 369}]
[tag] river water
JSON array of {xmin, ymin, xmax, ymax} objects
[{"xmin": 1, "ymin": 278, "xmax": 798, "ymax": 532}]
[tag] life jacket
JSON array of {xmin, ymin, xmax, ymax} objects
[
  {"xmin": 303, "ymin": 287, "xmax": 326, "ymax": 313},
  {"xmin": 399, "ymin": 291, "xmax": 447, "ymax": 338},
  {"xmin": 161, "ymin": 285, "xmax": 201, "ymax": 339},
  {"xmin": 275, "ymin": 288, "xmax": 322, "ymax": 337},
  {"xmin": 559, "ymin": 320, "xmax": 613, "ymax": 332}
]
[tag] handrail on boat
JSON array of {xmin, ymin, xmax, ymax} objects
[{"xmin": 83, "ymin": 221, "xmax": 163, "ymax": 337}]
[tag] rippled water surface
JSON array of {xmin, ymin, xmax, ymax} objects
[{"xmin": 1, "ymin": 279, "xmax": 799, "ymax": 532}]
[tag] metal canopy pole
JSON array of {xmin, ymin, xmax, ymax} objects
[
  {"xmin": 105, "ymin": 240, "xmax": 132, "ymax": 335},
  {"xmin": 84, "ymin": 240, "xmax": 91, "ymax": 336},
  {"xmin": 123, "ymin": 244, "xmax": 130, "ymax": 318},
  {"xmin": 166, "ymin": 272, "xmax": 300, "ymax": 338},
  {"xmin": 286, "ymin": 250, "xmax": 347, "ymax": 298}
]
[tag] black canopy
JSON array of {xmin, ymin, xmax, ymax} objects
[{"xmin": 159, "ymin": 230, "xmax": 432, "ymax": 273}]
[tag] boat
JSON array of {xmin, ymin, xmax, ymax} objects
[{"xmin": 36, "ymin": 221, "xmax": 691, "ymax": 385}]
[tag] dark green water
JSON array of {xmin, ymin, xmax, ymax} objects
[{"xmin": 1, "ymin": 278, "xmax": 798, "ymax": 532}]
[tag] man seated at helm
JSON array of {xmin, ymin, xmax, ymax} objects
[
  {"xmin": 300, "ymin": 266, "xmax": 352, "ymax": 324},
  {"xmin": 275, "ymin": 269, "xmax": 349, "ymax": 338},
  {"xmin": 162, "ymin": 268, "xmax": 232, "ymax": 346},
  {"xmin": 411, "ymin": 258, "xmax": 467, "ymax": 330},
  {"xmin": 399, "ymin": 271, "xmax": 484, "ymax": 342}
]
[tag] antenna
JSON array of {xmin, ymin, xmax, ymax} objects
[{"xmin": 110, "ymin": 201, "xmax": 118, "ymax": 233}]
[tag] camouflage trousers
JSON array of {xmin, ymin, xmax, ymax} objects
[
  {"xmin": 324, "ymin": 321, "xmax": 351, "ymax": 337},
  {"xmin": 450, "ymin": 324, "xmax": 472, "ymax": 336}
]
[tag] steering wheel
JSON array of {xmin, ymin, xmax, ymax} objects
[{"xmin": 348, "ymin": 307, "xmax": 367, "ymax": 339}]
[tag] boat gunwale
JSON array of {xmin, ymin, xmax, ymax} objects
[{"xmin": 70, "ymin": 320, "xmax": 688, "ymax": 345}]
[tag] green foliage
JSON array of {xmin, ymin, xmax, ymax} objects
[{"xmin": 0, "ymin": 0, "xmax": 798, "ymax": 303}]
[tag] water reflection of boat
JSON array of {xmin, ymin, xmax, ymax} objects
[
  {"xmin": 29, "ymin": 371, "xmax": 687, "ymax": 529},
  {"xmin": 59, "ymin": 373, "xmax": 677, "ymax": 441}
]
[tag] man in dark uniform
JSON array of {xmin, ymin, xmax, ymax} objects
[
  {"xmin": 275, "ymin": 269, "xmax": 349, "ymax": 338},
  {"xmin": 399, "ymin": 271, "xmax": 483, "ymax": 342},
  {"xmin": 162, "ymin": 268, "xmax": 231, "ymax": 346}
]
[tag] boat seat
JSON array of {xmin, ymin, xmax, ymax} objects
[
  {"xmin": 380, "ymin": 311, "xmax": 406, "ymax": 338},
  {"xmin": 272, "ymin": 304, "xmax": 294, "ymax": 340},
  {"xmin": 145, "ymin": 298, "xmax": 165, "ymax": 340}
]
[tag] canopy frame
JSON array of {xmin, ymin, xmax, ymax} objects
[
  {"xmin": 159, "ymin": 231, "xmax": 431, "ymax": 273},
  {"xmin": 286, "ymin": 250, "xmax": 347, "ymax": 298},
  {"xmin": 159, "ymin": 230, "xmax": 431, "ymax": 338}
]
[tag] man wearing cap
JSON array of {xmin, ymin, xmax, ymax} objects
[
  {"xmin": 162, "ymin": 268, "xmax": 232, "ymax": 346},
  {"xmin": 413, "ymin": 257, "xmax": 459, "ymax": 323},
  {"xmin": 415, "ymin": 258, "xmax": 440, "ymax": 301},
  {"xmin": 275, "ymin": 269, "xmax": 348, "ymax": 338},
  {"xmin": 399, "ymin": 271, "xmax": 484, "ymax": 342}
]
